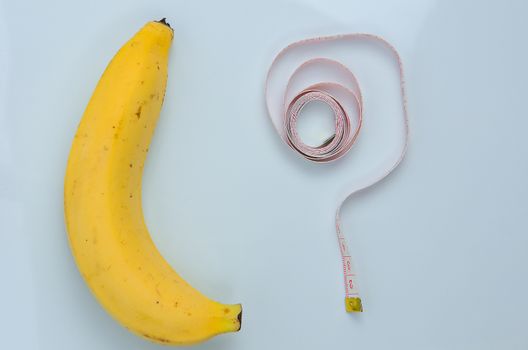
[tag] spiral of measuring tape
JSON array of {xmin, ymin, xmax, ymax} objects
[{"xmin": 265, "ymin": 33, "xmax": 409, "ymax": 312}]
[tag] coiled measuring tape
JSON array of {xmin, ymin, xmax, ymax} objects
[{"xmin": 265, "ymin": 34, "xmax": 409, "ymax": 312}]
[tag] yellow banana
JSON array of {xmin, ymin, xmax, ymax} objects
[{"xmin": 64, "ymin": 19, "xmax": 242, "ymax": 345}]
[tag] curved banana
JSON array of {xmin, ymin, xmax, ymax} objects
[{"xmin": 64, "ymin": 19, "xmax": 242, "ymax": 345}]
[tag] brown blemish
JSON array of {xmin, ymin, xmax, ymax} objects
[
  {"xmin": 224, "ymin": 308, "xmax": 229, "ymax": 314},
  {"xmin": 150, "ymin": 93, "xmax": 155, "ymax": 99},
  {"xmin": 129, "ymin": 193, "xmax": 133, "ymax": 198},
  {"xmin": 103, "ymin": 145, "xmax": 108, "ymax": 151},
  {"xmin": 135, "ymin": 105, "xmax": 142, "ymax": 119},
  {"xmin": 173, "ymin": 301, "xmax": 178, "ymax": 308},
  {"xmin": 142, "ymin": 333, "xmax": 170, "ymax": 344},
  {"xmin": 140, "ymin": 80, "xmax": 144, "ymax": 85},
  {"xmin": 155, "ymin": 300, "xmax": 159, "ymax": 304},
  {"xmin": 187, "ymin": 312, "xmax": 192, "ymax": 317},
  {"xmin": 129, "ymin": 163, "xmax": 133, "ymax": 168}
]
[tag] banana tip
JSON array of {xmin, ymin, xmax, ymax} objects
[
  {"xmin": 236, "ymin": 307, "xmax": 242, "ymax": 331},
  {"xmin": 156, "ymin": 17, "xmax": 172, "ymax": 29}
]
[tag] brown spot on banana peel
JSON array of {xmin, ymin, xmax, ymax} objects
[{"xmin": 141, "ymin": 333, "xmax": 170, "ymax": 344}]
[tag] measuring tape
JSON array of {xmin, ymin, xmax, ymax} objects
[{"xmin": 265, "ymin": 34, "xmax": 409, "ymax": 312}]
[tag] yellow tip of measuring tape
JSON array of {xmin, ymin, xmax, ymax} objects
[{"xmin": 345, "ymin": 297, "xmax": 363, "ymax": 312}]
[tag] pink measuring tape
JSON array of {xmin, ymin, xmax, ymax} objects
[{"xmin": 265, "ymin": 34, "xmax": 409, "ymax": 312}]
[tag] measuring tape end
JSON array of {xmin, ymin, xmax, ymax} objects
[{"xmin": 345, "ymin": 297, "xmax": 363, "ymax": 313}]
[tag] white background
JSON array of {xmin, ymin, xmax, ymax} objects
[{"xmin": 1, "ymin": 0, "xmax": 527, "ymax": 349}]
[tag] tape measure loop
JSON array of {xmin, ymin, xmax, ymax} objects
[{"xmin": 265, "ymin": 33, "xmax": 409, "ymax": 313}]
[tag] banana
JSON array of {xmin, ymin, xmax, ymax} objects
[{"xmin": 64, "ymin": 19, "xmax": 242, "ymax": 345}]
